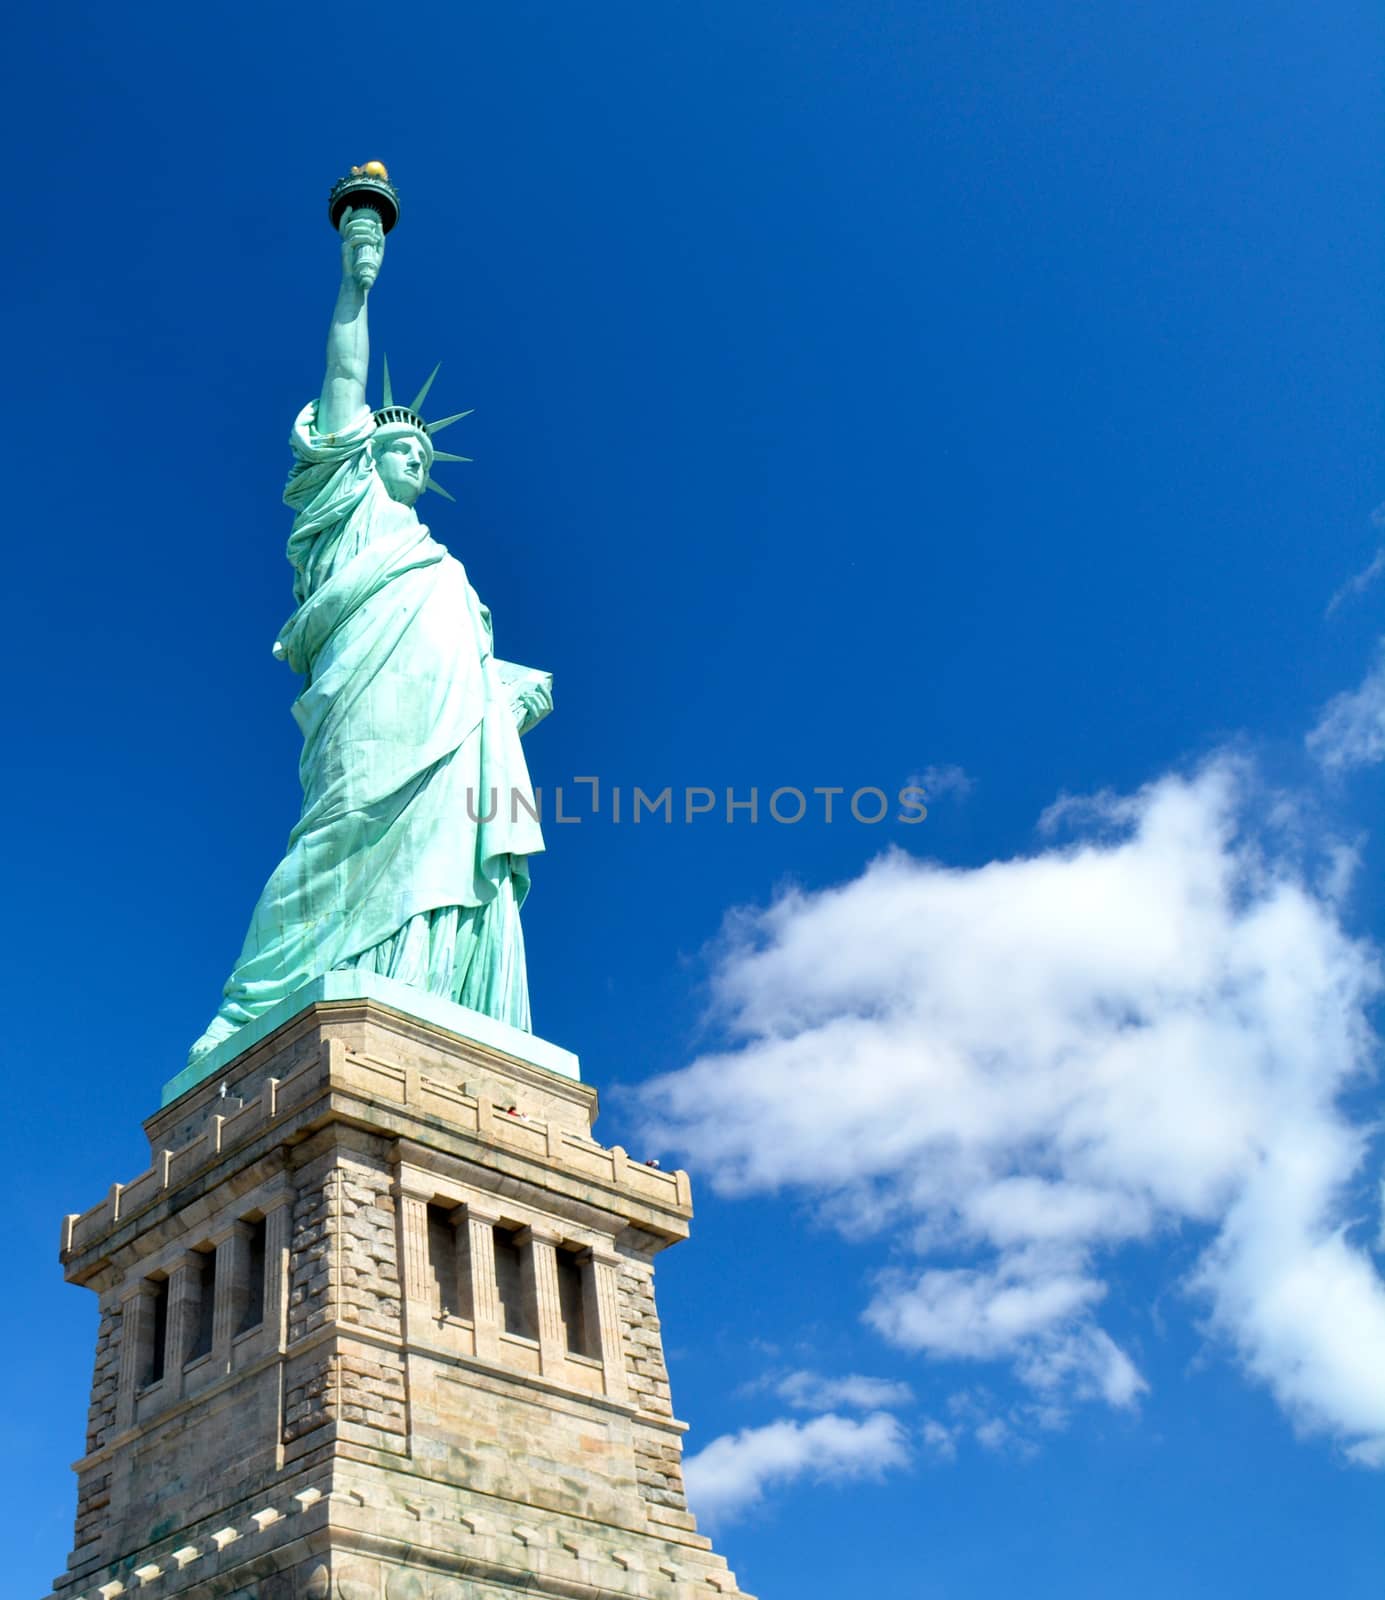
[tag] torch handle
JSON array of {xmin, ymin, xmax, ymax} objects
[{"xmin": 339, "ymin": 205, "xmax": 384, "ymax": 292}]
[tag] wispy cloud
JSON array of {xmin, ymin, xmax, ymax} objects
[
  {"xmin": 638, "ymin": 759, "xmax": 1385, "ymax": 1462},
  {"xmin": 774, "ymin": 1370, "xmax": 916, "ymax": 1411},
  {"xmin": 683, "ymin": 1411, "xmax": 911, "ymax": 1526},
  {"xmin": 866, "ymin": 1263, "xmax": 1147, "ymax": 1409},
  {"xmin": 920, "ymin": 1417, "xmax": 960, "ymax": 1459},
  {"xmin": 1326, "ymin": 546, "xmax": 1385, "ymax": 618},
  {"xmin": 1307, "ymin": 642, "xmax": 1385, "ymax": 773},
  {"xmin": 909, "ymin": 763, "xmax": 975, "ymax": 802},
  {"xmin": 921, "ymin": 1389, "xmax": 1069, "ymax": 1460}
]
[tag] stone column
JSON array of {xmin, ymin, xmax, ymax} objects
[
  {"xmin": 518, "ymin": 1226, "xmax": 566, "ymax": 1377},
  {"xmin": 580, "ymin": 1248, "xmax": 629, "ymax": 1403},
  {"xmin": 464, "ymin": 1202, "xmax": 501, "ymax": 1361},
  {"xmin": 115, "ymin": 1281, "xmax": 159, "ymax": 1428},
  {"xmin": 212, "ymin": 1222, "xmax": 253, "ymax": 1362},
  {"xmin": 165, "ymin": 1251, "xmax": 204, "ymax": 1388},
  {"xmin": 394, "ymin": 1180, "xmax": 438, "ymax": 1353},
  {"xmin": 396, "ymin": 1190, "xmax": 431, "ymax": 1306},
  {"xmin": 263, "ymin": 1195, "xmax": 293, "ymax": 1349}
]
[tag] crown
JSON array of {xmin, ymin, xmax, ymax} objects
[{"xmin": 370, "ymin": 357, "xmax": 472, "ymax": 501}]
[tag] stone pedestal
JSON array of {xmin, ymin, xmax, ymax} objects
[{"xmin": 47, "ymin": 989, "xmax": 752, "ymax": 1600}]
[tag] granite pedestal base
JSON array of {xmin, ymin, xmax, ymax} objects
[{"xmin": 47, "ymin": 989, "xmax": 751, "ymax": 1600}]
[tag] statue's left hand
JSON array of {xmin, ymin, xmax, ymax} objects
[{"xmin": 514, "ymin": 679, "xmax": 554, "ymax": 732}]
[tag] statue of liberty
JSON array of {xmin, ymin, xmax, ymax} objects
[{"xmin": 189, "ymin": 169, "xmax": 551, "ymax": 1067}]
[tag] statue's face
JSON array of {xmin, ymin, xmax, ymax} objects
[{"xmin": 372, "ymin": 432, "xmax": 430, "ymax": 506}]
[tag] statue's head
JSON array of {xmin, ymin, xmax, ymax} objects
[
  {"xmin": 371, "ymin": 418, "xmax": 432, "ymax": 507},
  {"xmin": 369, "ymin": 372, "xmax": 471, "ymax": 508}
]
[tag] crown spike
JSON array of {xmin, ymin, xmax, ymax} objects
[
  {"xmin": 381, "ymin": 354, "xmax": 394, "ymax": 408},
  {"xmin": 411, "ymin": 363, "xmax": 442, "ymax": 413},
  {"xmin": 424, "ymin": 476, "xmax": 456, "ymax": 502},
  {"xmin": 430, "ymin": 450, "xmax": 472, "ymax": 463},
  {"xmin": 425, "ymin": 409, "xmax": 474, "ymax": 435}
]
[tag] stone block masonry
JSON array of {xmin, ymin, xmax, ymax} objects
[
  {"xmin": 44, "ymin": 993, "xmax": 754, "ymax": 1600},
  {"xmin": 83, "ymin": 1302, "xmax": 121, "ymax": 1456}
]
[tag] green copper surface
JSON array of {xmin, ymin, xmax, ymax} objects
[{"xmin": 187, "ymin": 187, "xmax": 553, "ymax": 1071}]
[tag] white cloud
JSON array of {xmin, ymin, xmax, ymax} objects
[
  {"xmin": 866, "ymin": 1259, "xmax": 1105, "ymax": 1362},
  {"xmin": 683, "ymin": 1411, "xmax": 910, "ymax": 1526},
  {"xmin": 1308, "ymin": 642, "xmax": 1385, "ymax": 772},
  {"xmin": 962, "ymin": 1177, "xmax": 1154, "ymax": 1245},
  {"xmin": 638, "ymin": 760, "xmax": 1385, "ymax": 1461},
  {"xmin": 775, "ymin": 1370, "xmax": 915, "ymax": 1411},
  {"xmin": 862, "ymin": 1255, "xmax": 1147, "ymax": 1410}
]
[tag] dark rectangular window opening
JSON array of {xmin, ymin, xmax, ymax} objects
[
  {"xmin": 238, "ymin": 1217, "xmax": 268, "ymax": 1335},
  {"xmin": 556, "ymin": 1246, "xmax": 592, "ymax": 1358},
  {"xmin": 189, "ymin": 1249, "xmax": 217, "ymax": 1362},
  {"xmin": 427, "ymin": 1205, "xmax": 465, "ymax": 1317},
  {"xmin": 493, "ymin": 1226, "xmax": 536, "ymax": 1341},
  {"xmin": 146, "ymin": 1277, "xmax": 169, "ymax": 1387}
]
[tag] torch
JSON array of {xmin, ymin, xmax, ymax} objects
[{"xmin": 327, "ymin": 161, "xmax": 401, "ymax": 290}]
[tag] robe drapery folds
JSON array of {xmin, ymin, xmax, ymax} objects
[{"xmin": 188, "ymin": 403, "xmax": 545, "ymax": 1064}]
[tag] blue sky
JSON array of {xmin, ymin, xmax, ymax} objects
[{"xmin": 6, "ymin": 2, "xmax": 1385, "ymax": 1595}]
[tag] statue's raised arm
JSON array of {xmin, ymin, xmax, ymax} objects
[{"xmin": 318, "ymin": 207, "xmax": 384, "ymax": 435}]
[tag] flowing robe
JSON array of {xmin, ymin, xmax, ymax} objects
[{"xmin": 188, "ymin": 403, "xmax": 546, "ymax": 1063}]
